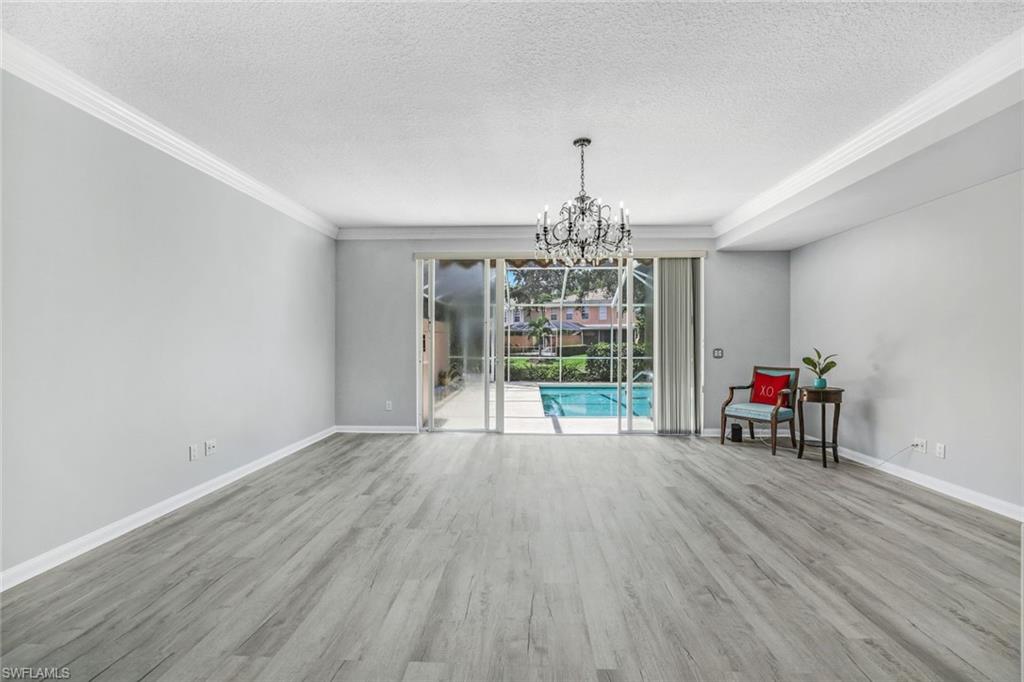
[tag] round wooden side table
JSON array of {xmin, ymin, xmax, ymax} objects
[{"xmin": 797, "ymin": 387, "xmax": 844, "ymax": 468}]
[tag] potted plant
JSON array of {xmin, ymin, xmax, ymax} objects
[{"xmin": 802, "ymin": 348, "xmax": 837, "ymax": 389}]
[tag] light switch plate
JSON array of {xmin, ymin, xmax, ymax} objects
[
  {"xmin": 936, "ymin": 443, "xmax": 946, "ymax": 459},
  {"xmin": 188, "ymin": 444, "xmax": 200, "ymax": 462}
]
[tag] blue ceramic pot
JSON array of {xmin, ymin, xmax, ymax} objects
[{"xmin": 814, "ymin": 377, "xmax": 827, "ymax": 389}]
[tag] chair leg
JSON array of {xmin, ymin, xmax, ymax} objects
[
  {"xmin": 788, "ymin": 419, "xmax": 796, "ymax": 447},
  {"xmin": 720, "ymin": 411, "xmax": 726, "ymax": 444},
  {"xmin": 748, "ymin": 421, "xmax": 755, "ymax": 439},
  {"xmin": 770, "ymin": 418, "xmax": 778, "ymax": 455}
]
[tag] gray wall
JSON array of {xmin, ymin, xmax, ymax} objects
[
  {"xmin": 703, "ymin": 249, "xmax": 791, "ymax": 430},
  {"xmin": 335, "ymin": 238, "xmax": 790, "ymax": 431},
  {"xmin": 335, "ymin": 240, "xmax": 420, "ymax": 428},
  {"xmin": 2, "ymin": 74, "xmax": 337, "ymax": 570},
  {"xmin": 790, "ymin": 171, "xmax": 1022, "ymax": 506}
]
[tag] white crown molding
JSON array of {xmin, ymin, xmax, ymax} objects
[
  {"xmin": 1, "ymin": 33, "xmax": 339, "ymax": 239},
  {"xmin": 714, "ymin": 27, "xmax": 1024, "ymax": 244},
  {"xmin": 336, "ymin": 224, "xmax": 714, "ymax": 241},
  {"xmin": 0, "ymin": 426, "xmax": 338, "ymax": 592},
  {"xmin": 337, "ymin": 225, "xmax": 531, "ymax": 240}
]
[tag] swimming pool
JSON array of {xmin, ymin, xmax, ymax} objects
[{"xmin": 539, "ymin": 385, "xmax": 652, "ymax": 418}]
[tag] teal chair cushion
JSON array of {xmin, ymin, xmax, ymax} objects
[
  {"xmin": 725, "ymin": 402, "xmax": 794, "ymax": 421},
  {"xmin": 756, "ymin": 369, "xmax": 795, "ymax": 377}
]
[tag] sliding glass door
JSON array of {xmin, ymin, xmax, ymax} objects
[
  {"xmin": 420, "ymin": 257, "xmax": 654, "ymax": 433},
  {"xmin": 421, "ymin": 259, "xmax": 493, "ymax": 431},
  {"xmin": 622, "ymin": 258, "xmax": 655, "ymax": 433}
]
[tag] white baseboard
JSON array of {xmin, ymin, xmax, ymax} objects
[
  {"xmin": 334, "ymin": 425, "xmax": 420, "ymax": 434},
  {"xmin": 0, "ymin": 426, "xmax": 337, "ymax": 592},
  {"xmin": 705, "ymin": 429, "xmax": 1021, "ymax": 521},
  {"xmin": 6, "ymin": 424, "xmax": 1014, "ymax": 592},
  {"xmin": 837, "ymin": 446, "xmax": 1022, "ymax": 522}
]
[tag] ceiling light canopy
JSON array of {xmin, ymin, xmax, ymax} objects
[{"xmin": 535, "ymin": 138, "xmax": 632, "ymax": 264}]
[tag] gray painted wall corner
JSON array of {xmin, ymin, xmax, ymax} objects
[
  {"xmin": 789, "ymin": 171, "xmax": 1022, "ymax": 506},
  {"xmin": 2, "ymin": 74, "xmax": 337, "ymax": 569}
]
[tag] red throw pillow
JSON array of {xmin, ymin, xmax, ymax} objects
[{"xmin": 751, "ymin": 372, "xmax": 790, "ymax": 406}]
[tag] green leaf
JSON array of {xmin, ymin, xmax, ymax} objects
[
  {"xmin": 802, "ymin": 356, "xmax": 817, "ymax": 370},
  {"xmin": 821, "ymin": 353, "xmax": 837, "ymax": 363},
  {"xmin": 814, "ymin": 347, "xmax": 822, "ymax": 360},
  {"xmin": 820, "ymin": 360, "xmax": 837, "ymax": 375}
]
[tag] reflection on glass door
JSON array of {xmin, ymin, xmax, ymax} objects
[
  {"xmin": 428, "ymin": 260, "xmax": 488, "ymax": 430},
  {"xmin": 421, "ymin": 259, "xmax": 498, "ymax": 431},
  {"xmin": 616, "ymin": 258, "xmax": 655, "ymax": 433}
]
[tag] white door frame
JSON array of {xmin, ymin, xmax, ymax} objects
[
  {"xmin": 416, "ymin": 256, "xmax": 671, "ymax": 435},
  {"xmin": 494, "ymin": 259, "xmax": 506, "ymax": 433}
]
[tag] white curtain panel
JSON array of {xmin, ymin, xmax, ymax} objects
[{"xmin": 656, "ymin": 258, "xmax": 702, "ymax": 434}]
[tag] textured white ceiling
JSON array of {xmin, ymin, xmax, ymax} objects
[{"xmin": 4, "ymin": 2, "xmax": 1022, "ymax": 229}]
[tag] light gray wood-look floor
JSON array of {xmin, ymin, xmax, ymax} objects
[{"xmin": 2, "ymin": 433, "xmax": 1019, "ymax": 681}]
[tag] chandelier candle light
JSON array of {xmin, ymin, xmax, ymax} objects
[{"xmin": 534, "ymin": 137, "xmax": 633, "ymax": 264}]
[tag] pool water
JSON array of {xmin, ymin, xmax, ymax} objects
[{"xmin": 540, "ymin": 385, "xmax": 652, "ymax": 418}]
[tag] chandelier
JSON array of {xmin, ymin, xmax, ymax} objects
[{"xmin": 534, "ymin": 137, "xmax": 632, "ymax": 264}]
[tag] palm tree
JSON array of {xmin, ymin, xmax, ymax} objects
[{"xmin": 527, "ymin": 316, "xmax": 549, "ymax": 353}]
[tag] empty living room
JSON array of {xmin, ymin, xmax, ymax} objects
[{"xmin": 2, "ymin": 2, "xmax": 1022, "ymax": 681}]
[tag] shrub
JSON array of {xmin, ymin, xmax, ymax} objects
[
  {"xmin": 584, "ymin": 360, "xmax": 610, "ymax": 382},
  {"xmin": 506, "ymin": 358, "xmax": 589, "ymax": 382},
  {"xmin": 504, "ymin": 351, "xmax": 646, "ymax": 383},
  {"xmin": 507, "ymin": 359, "xmax": 559, "ymax": 382},
  {"xmin": 561, "ymin": 364, "xmax": 587, "ymax": 382},
  {"xmin": 582, "ymin": 342, "xmax": 649, "ymax": 381},
  {"xmin": 584, "ymin": 341, "xmax": 649, "ymax": 357}
]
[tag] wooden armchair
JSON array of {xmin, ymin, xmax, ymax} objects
[{"xmin": 720, "ymin": 366, "xmax": 800, "ymax": 456}]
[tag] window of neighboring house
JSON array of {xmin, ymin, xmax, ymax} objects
[
  {"xmin": 599, "ymin": 306, "xmax": 608, "ymax": 321},
  {"xmin": 513, "ymin": 309, "xmax": 522, "ymax": 322},
  {"xmin": 550, "ymin": 311, "xmax": 558, "ymax": 321},
  {"xmin": 581, "ymin": 307, "xmax": 590, "ymax": 320},
  {"xmin": 566, "ymin": 308, "xmax": 574, "ymax": 320}
]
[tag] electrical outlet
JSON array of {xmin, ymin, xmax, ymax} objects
[
  {"xmin": 712, "ymin": 348, "xmax": 724, "ymax": 359},
  {"xmin": 385, "ymin": 400, "xmax": 393, "ymax": 411},
  {"xmin": 911, "ymin": 438, "xmax": 927, "ymax": 454},
  {"xmin": 205, "ymin": 439, "xmax": 217, "ymax": 457},
  {"xmin": 936, "ymin": 443, "xmax": 946, "ymax": 459},
  {"xmin": 188, "ymin": 444, "xmax": 200, "ymax": 462}
]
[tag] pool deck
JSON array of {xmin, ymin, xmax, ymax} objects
[{"xmin": 432, "ymin": 380, "xmax": 654, "ymax": 433}]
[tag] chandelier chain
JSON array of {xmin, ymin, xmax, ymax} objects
[{"xmin": 579, "ymin": 144, "xmax": 586, "ymax": 195}]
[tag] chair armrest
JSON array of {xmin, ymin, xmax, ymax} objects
[
  {"xmin": 721, "ymin": 383, "xmax": 753, "ymax": 411},
  {"xmin": 774, "ymin": 388, "xmax": 792, "ymax": 409}
]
